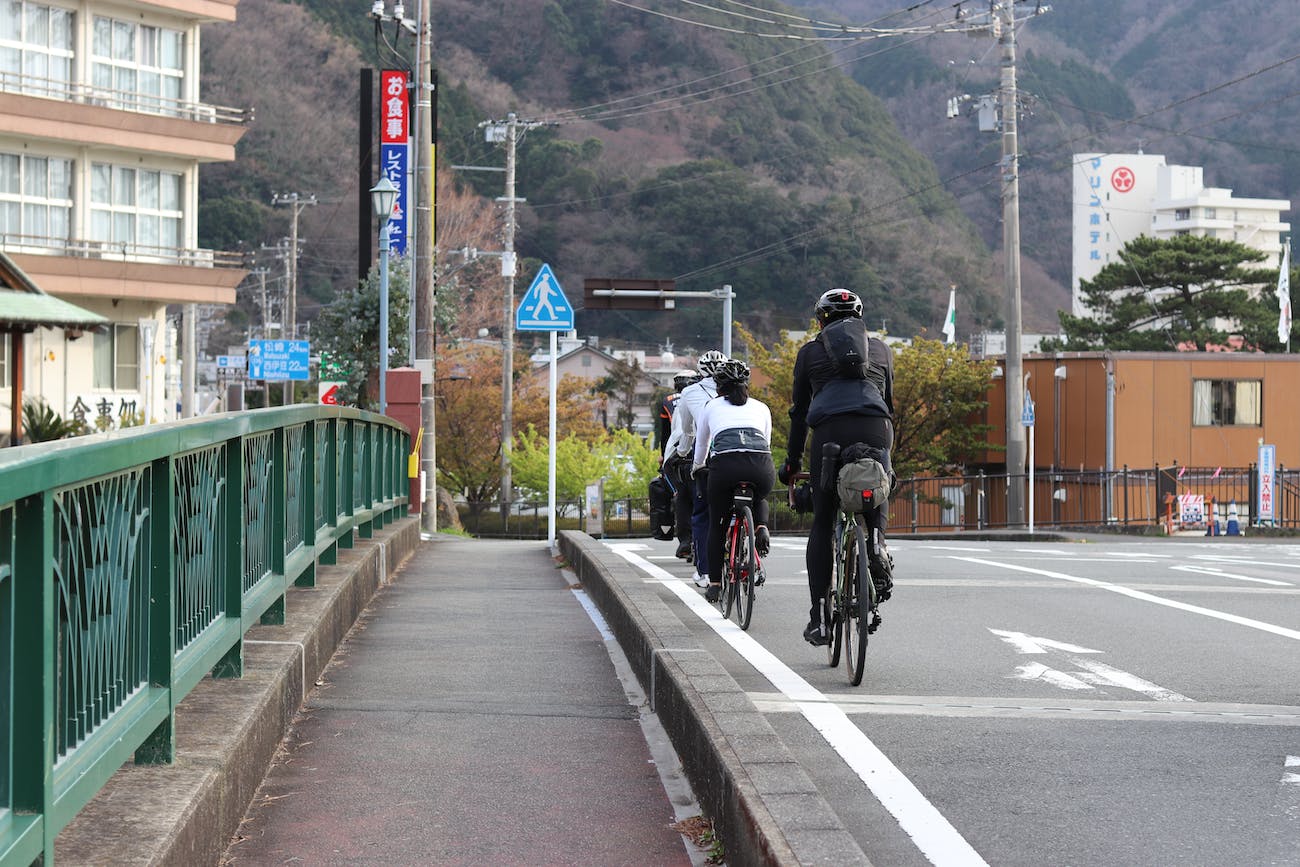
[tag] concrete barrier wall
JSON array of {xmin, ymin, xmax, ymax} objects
[
  {"xmin": 559, "ymin": 530, "xmax": 870, "ymax": 867},
  {"xmin": 54, "ymin": 518, "xmax": 421, "ymax": 866}
]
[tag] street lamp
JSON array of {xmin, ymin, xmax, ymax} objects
[{"xmin": 370, "ymin": 176, "xmax": 398, "ymax": 413}]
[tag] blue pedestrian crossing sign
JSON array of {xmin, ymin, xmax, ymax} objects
[
  {"xmin": 1021, "ymin": 391, "xmax": 1035, "ymax": 426},
  {"xmin": 516, "ymin": 263, "xmax": 574, "ymax": 331}
]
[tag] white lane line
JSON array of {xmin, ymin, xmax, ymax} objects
[
  {"xmin": 1285, "ymin": 756, "xmax": 1300, "ymax": 785},
  {"xmin": 606, "ymin": 543, "xmax": 986, "ymax": 867},
  {"xmin": 1170, "ymin": 565, "xmax": 1292, "ymax": 586},
  {"xmin": 1189, "ymin": 554, "xmax": 1300, "ymax": 571},
  {"xmin": 952, "ymin": 557, "xmax": 1300, "ymax": 641},
  {"xmin": 918, "ymin": 545, "xmax": 992, "ymax": 552},
  {"xmin": 1107, "ymin": 552, "xmax": 1173, "ymax": 558}
]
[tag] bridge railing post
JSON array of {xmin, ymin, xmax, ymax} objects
[
  {"xmin": 214, "ymin": 434, "xmax": 245, "ymax": 678},
  {"xmin": 136, "ymin": 456, "xmax": 178, "ymax": 764},
  {"xmin": 11, "ymin": 492, "xmax": 55, "ymax": 863}
]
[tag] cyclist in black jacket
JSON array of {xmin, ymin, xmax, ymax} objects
[{"xmin": 778, "ymin": 289, "xmax": 895, "ymax": 646}]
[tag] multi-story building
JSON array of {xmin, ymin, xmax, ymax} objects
[
  {"xmin": 1071, "ymin": 153, "xmax": 1290, "ymax": 317},
  {"xmin": 0, "ymin": 0, "xmax": 247, "ymax": 438}
]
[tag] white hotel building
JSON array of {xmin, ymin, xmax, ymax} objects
[
  {"xmin": 0, "ymin": 0, "xmax": 247, "ymax": 440},
  {"xmin": 1071, "ymin": 153, "xmax": 1289, "ymax": 317}
]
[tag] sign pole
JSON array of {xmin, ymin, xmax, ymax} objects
[
  {"xmin": 1028, "ymin": 417, "xmax": 1035, "ymax": 533},
  {"xmin": 547, "ymin": 329, "xmax": 557, "ymax": 549}
]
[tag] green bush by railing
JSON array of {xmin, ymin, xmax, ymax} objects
[{"xmin": 0, "ymin": 406, "xmax": 408, "ymax": 866}]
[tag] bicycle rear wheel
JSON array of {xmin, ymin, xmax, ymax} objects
[
  {"xmin": 732, "ymin": 505, "xmax": 756, "ymax": 630},
  {"xmin": 843, "ymin": 519, "xmax": 872, "ymax": 686}
]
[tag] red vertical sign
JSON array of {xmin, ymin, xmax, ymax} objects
[{"xmin": 380, "ymin": 70, "xmax": 409, "ymax": 143}]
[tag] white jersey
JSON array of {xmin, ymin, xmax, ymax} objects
[
  {"xmin": 693, "ymin": 396, "xmax": 772, "ymax": 471},
  {"xmin": 664, "ymin": 376, "xmax": 717, "ymax": 460}
]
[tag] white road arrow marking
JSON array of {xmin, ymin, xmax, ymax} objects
[
  {"xmin": 1011, "ymin": 662, "xmax": 1093, "ymax": 690},
  {"xmin": 989, "ymin": 629, "xmax": 1103, "ymax": 655},
  {"xmin": 990, "ymin": 628, "xmax": 1191, "ymax": 701}
]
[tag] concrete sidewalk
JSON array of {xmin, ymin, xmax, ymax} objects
[{"xmin": 224, "ymin": 536, "xmax": 699, "ymax": 866}]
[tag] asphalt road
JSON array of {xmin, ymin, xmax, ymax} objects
[{"xmin": 607, "ymin": 535, "xmax": 1300, "ymax": 867}]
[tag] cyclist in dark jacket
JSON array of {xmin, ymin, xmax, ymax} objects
[{"xmin": 778, "ymin": 289, "xmax": 895, "ymax": 646}]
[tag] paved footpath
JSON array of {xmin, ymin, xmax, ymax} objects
[{"xmin": 224, "ymin": 535, "xmax": 698, "ymax": 866}]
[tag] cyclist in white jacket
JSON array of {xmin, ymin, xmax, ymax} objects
[
  {"xmin": 693, "ymin": 359, "xmax": 774, "ymax": 603},
  {"xmin": 663, "ymin": 350, "xmax": 726, "ymax": 587}
]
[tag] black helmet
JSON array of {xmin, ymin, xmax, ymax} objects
[
  {"xmin": 815, "ymin": 288, "xmax": 863, "ymax": 324},
  {"xmin": 673, "ymin": 369, "xmax": 699, "ymax": 391},
  {"xmin": 697, "ymin": 350, "xmax": 727, "ymax": 376},
  {"xmin": 712, "ymin": 359, "xmax": 751, "ymax": 389}
]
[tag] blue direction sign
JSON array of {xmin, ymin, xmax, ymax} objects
[
  {"xmin": 248, "ymin": 340, "xmax": 310, "ymax": 382},
  {"xmin": 516, "ymin": 263, "xmax": 574, "ymax": 331}
]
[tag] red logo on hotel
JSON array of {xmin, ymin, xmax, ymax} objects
[{"xmin": 1111, "ymin": 166, "xmax": 1136, "ymax": 193}]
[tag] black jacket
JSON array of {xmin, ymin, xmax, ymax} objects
[{"xmin": 787, "ymin": 332, "xmax": 893, "ymax": 462}]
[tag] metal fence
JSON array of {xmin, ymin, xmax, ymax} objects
[
  {"xmin": 0, "ymin": 407, "xmax": 407, "ymax": 865},
  {"xmin": 461, "ymin": 464, "xmax": 1284, "ymax": 539}
]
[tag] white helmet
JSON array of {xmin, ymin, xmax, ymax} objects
[{"xmin": 697, "ymin": 350, "xmax": 727, "ymax": 376}]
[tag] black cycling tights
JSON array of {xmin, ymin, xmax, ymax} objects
[
  {"xmin": 806, "ymin": 414, "xmax": 892, "ymax": 623},
  {"xmin": 705, "ymin": 452, "xmax": 775, "ymax": 585}
]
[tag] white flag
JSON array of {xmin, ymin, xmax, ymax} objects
[
  {"xmin": 1279, "ymin": 240, "xmax": 1292, "ymax": 346},
  {"xmin": 942, "ymin": 286, "xmax": 956, "ymax": 344}
]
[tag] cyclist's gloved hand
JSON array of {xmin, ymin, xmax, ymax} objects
[{"xmin": 777, "ymin": 456, "xmax": 801, "ymax": 485}]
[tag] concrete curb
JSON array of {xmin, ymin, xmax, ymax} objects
[
  {"xmin": 55, "ymin": 518, "xmax": 421, "ymax": 866},
  {"xmin": 559, "ymin": 530, "xmax": 871, "ymax": 867}
]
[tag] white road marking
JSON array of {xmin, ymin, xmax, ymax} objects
[
  {"xmin": 990, "ymin": 629, "xmax": 1190, "ymax": 701},
  {"xmin": 1107, "ymin": 552, "xmax": 1173, "ymax": 558},
  {"xmin": 989, "ymin": 629, "xmax": 1102, "ymax": 654},
  {"xmin": 1171, "ymin": 565, "xmax": 1291, "ymax": 586},
  {"xmin": 605, "ymin": 542, "xmax": 987, "ymax": 867},
  {"xmin": 953, "ymin": 557, "xmax": 1300, "ymax": 642},
  {"xmin": 1011, "ymin": 662, "xmax": 1093, "ymax": 690},
  {"xmin": 1015, "ymin": 548, "xmax": 1068, "ymax": 554},
  {"xmin": 1284, "ymin": 756, "xmax": 1300, "ymax": 785},
  {"xmin": 918, "ymin": 545, "xmax": 992, "ymax": 552},
  {"xmin": 1189, "ymin": 553, "xmax": 1300, "ymax": 571},
  {"xmin": 747, "ymin": 692, "xmax": 1300, "ymax": 725},
  {"xmin": 1069, "ymin": 658, "xmax": 1192, "ymax": 702}
]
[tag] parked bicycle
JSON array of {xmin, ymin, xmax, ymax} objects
[{"xmin": 716, "ymin": 481, "xmax": 762, "ymax": 630}]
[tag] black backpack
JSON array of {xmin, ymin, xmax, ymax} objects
[
  {"xmin": 648, "ymin": 475, "xmax": 675, "ymax": 541},
  {"xmin": 818, "ymin": 317, "xmax": 869, "ymax": 379}
]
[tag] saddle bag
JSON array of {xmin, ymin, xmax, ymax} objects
[{"xmin": 835, "ymin": 442, "xmax": 891, "ymax": 514}]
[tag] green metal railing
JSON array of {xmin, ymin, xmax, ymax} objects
[{"xmin": 0, "ymin": 406, "xmax": 408, "ymax": 866}]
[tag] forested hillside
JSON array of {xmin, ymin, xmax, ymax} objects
[
  {"xmin": 199, "ymin": 0, "xmax": 1009, "ymax": 350},
  {"xmin": 786, "ymin": 0, "xmax": 1300, "ymax": 324}
]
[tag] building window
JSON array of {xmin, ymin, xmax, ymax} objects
[
  {"xmin": 93, "ymin": 324, "xmax": 138, "ymax": 391},
  {"xmin": 89, "ymin": 163, "xmax": 183, "ymax": 250},
  {"xmin": 1204, "ymin": 207, "xmax": 1216, "ymax": 220},
  {"xmin": 0, "ymin": 152, "xmax": 72, "ymax": 246},
  {"xmin": 0, "ymin": 332, "xmax": 8, "ymax": 384},
  {"xmin": 1192, "ymin": 379, "xmax": 1261, "ymax": 427},
  {"xmin": 1174, "ymin": 208, "xmax": 1190, "ymax": 221},
  {"xmin": 581, "ymin": 355, "xmax": 591, "ymax": 367},
  {"xmin": 91, "ymin": 16, "xmax": 184, "ymax": 115},
  {"xmin": 0, "ymin": 1, "xmax": 74, "ymax": 96}
]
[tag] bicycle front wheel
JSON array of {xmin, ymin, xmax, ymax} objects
[
  {"xmin": 828, "ymin": 517, "xmax": 845, "ymax": 667},
  {"xmin": 843, "ymin": 518, "xmax": 871, "ymax": 686},
  {"xmin": 732, "ymin": 505, "xmax": 756, "ymax": 630}
]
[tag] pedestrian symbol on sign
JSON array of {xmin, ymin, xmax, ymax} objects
[{"xmin": 516, "ymin": 263, "xmax": 574, "ymax": 331}]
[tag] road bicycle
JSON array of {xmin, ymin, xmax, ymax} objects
[
  {"xmin": 792, "ymin": 443, "xmax": 886, "ymax": 686},
  {"xmin": 716, "ymin": 481, "xmax": 761, "ymax": 630}
]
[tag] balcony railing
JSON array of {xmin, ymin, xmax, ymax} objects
[
  {"xmin": 0, "ymin": 71, "xmax": 250, "ymax": 125},
  {"xmin": 0, "ymin": 233, "xmax": 248, "ymax": 269}
]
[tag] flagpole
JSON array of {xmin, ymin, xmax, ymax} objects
[{"xmin": 1280, "ymin": 236, "xmax": 1292, "ymax": 353}]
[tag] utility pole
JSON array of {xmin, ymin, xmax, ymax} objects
[
  {"xmin": 252, "ymin": 267, "xmax": 271, "ymax": 338},
  {"xmin": 945, "ymin": 2, "xmax": 1047, "ymax": 526},
  {"xmin": 998, "ymin": 1, "xmax": 1026, "ymax": 527},
  {"xmin": 482, "ymin": 113, "xmax": 545, "ymax": 519},
  {"xmin": 415, "ymin": 2, "xmax": 437, "ymax": 531},
  {"xmin": 272, "ymin": 192, "xmax": 316, "ymax": 405}
]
